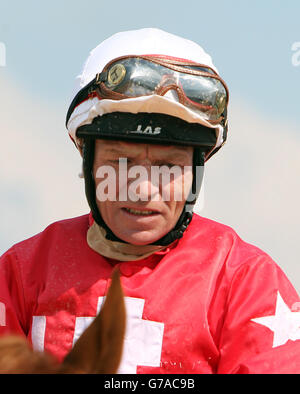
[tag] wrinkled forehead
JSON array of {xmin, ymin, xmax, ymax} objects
[
  {"xmin": 78, "ymin": 28, "xmax": 218, "ymax": 90},
  {"xmin": 95, "ymin": 139, "xmax": 194, "ymax": 158}
]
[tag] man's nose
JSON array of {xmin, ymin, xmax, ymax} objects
[{"xmin": 128, "ymin": 165, "xmax": 160, "ymax": 202}]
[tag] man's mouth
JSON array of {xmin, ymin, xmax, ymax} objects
[{"xmin": 122, "ymin": 207, "xmax": 159, "ymax": 216}]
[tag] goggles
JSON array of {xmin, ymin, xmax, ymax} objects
[{"xmin": 91, "ymin": 55, "xmax": 229, "ymax": 124}]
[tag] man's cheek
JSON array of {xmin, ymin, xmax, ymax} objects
[{"xmin": 167, "ymin": 176, "xmax": 189, "ymax": 203}]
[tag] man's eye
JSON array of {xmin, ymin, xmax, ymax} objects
[{"xmin": 157, "ymin": 162, "xmax": 183, "ymax": 168}]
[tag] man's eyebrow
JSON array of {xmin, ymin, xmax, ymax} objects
[
  {"xmin": 154, "ymin": 148, "xmax": 192, "ymax": 160},
  {"xmin": 102, "ymin": 145, "xmax": 193, "ymax": 159},
  {"xmin": 154, "ymin": 153, "xmax": 191, "ymax": 162}
]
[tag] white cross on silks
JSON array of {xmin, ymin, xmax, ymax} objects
[{"xmin": 73, "ymin": 297, "xmax": 164, "ymax": 373}]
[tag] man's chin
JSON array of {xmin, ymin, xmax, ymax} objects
[{"xmin": 115, "ymin": 230, "xmax": 166, "ymax": 246}]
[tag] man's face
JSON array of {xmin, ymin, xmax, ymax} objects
[{"xmin": 93, "ymin": 139, "xmax": 193, "ymax": 245}]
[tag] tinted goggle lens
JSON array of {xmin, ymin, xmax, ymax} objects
[{"xmin": 101, "ymin": 57, "xmax": 228, "ymax": 121}]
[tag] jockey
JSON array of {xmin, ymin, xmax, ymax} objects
[
  {"xmin": 66, "ymin": 27, "xmax": 229, "ymax": 248},
  {"xmin": 0, "ymin": 28, "xmax": 299, "ymax": 374}
]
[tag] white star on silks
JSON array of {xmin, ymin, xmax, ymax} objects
[{"xmin": 251, "ymin": 291, "xmax": 300, "ymax": 348}]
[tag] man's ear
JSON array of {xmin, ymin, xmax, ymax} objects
[
  {"xmin": 77, "ymin": 138, "xmax": 84, "ymax": 157},
  {"xmin": 61, "ymin": 269, "xmax": 126, "ymax": 374},
  {"xmin": 78, "ymin": 161, "xmax": 84, "ymax": 178}
]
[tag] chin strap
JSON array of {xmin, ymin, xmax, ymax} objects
[{"xmin": 82, "ymin": 139, "xmax": 205, "ymax": 246}]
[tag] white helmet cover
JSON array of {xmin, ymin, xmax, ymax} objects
[{"xmin": 66, "ymin": 28, "xmax": 227, "ymax": 154}]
